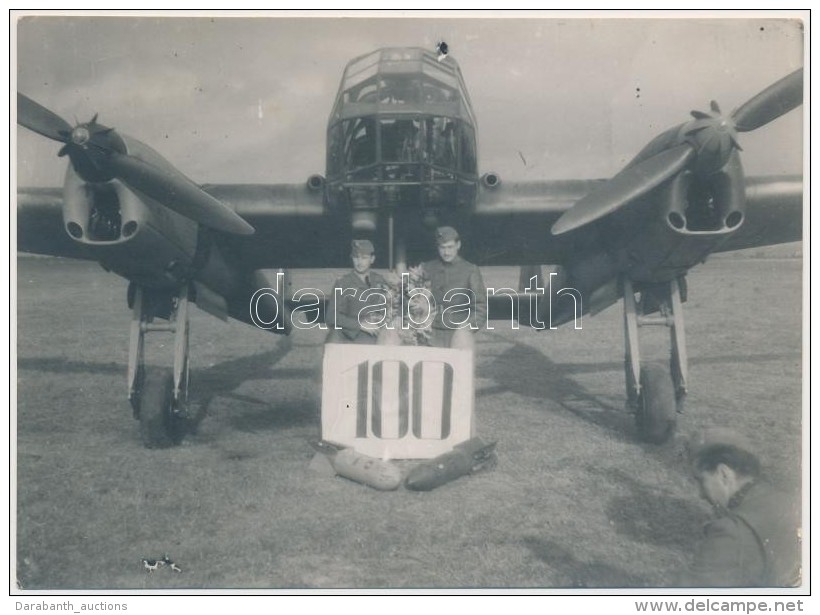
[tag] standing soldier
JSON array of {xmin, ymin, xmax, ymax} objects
[{"xmin": 421, "ymin": 226, "xmax": 486, "ymax": 350}]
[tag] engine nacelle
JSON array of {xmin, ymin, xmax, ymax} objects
[
  {"xmin": 62, "ymin": 166, "xmax": 199, "ymax": 283},
  {"xmin": 60, "ymin": 167, "xmax": 292, "ymax": 333},
  {"xmin": 63, "ymin": 165, "xmax": 245, "ymax": 301},
  {"xmin": 617, "ymin": 152, "xmax": 747, "ymax": 283},
  {"xmin": 658, "ymin": 150, "xmax": 745, "ymax": 234}
]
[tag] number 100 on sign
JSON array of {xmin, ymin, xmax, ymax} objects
[{"xmin": 321, "ymin": 345, "xmax": 474, "ymax": 459}]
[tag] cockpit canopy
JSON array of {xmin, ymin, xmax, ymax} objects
[
  {"xmin": 330, "ymin": 48, "xmax": 475, "ymax": 125},
  {"xmin": 326, "ymin": 48, "xmax": 478, "ymax": 209}
]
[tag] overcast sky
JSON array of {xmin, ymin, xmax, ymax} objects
[{"xmin": 15, "ymin": 14, "xmax": 804, "ymax": 188}]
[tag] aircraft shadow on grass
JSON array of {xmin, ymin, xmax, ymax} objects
[
  {"xmin": 477, "ymin": 339, "xmax": 798, "ymax": 443},
  {"xmin": 180, "ymin": 336, "xmax": 324, "ymax": 433},
  {"xmin": 17, "ymin": 336, "xmax": 318, "ymax": 432},
  {"xmin": 478, "ymin": 341, "xmax": 635, "ymax": 443}
]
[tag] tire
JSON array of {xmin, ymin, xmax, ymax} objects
[
  {"xmin": 139, "ymin": 368, "xmax": 183, "ymax": 448},
  {"xmin": 635, "ymin": 363, "xmax": 677, "ymax": 444}
]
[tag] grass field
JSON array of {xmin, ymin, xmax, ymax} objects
[{"xmin": 14, "ymin": 255, "xmax": 803, "ymax": 591}]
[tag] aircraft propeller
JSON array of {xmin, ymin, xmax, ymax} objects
[
  {"xmin": 17, "ymin": 93, "xmax": 255, "ymax": 235},
  {"xmin": 551, "ymin": 68, "xmax": 803, "ymax": 236}
]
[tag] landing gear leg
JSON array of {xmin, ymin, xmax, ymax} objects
[
  {"xmin": 127, "ymin": 283, "xmax": 192, "ymax": 448},
  {"xmin": 623, "ymin": 277, "xmax": 687, "ymax": 444}
]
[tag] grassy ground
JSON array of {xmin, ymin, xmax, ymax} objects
[{"xmin": 14, "ymin": 256, "xmax": 803, "ymax": 590}]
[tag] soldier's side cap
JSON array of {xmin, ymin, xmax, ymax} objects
[
  {"xmin": 688, "ymin": 427, "xmax": 757, "ymax": 465},
  {"xmin": 351, "ymin": 239, "xmax": 374, "ymax": 255},
  {"xmin": 435, "ymin": 226, "xmax": 460, "ymax": 244}
]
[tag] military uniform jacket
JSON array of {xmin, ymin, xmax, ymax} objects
[
  {"xmin": 685, "ymin": 482, "xmax": 801, "ymax": 587},
  {"xmin": 422, "ymin": 256, "xmax": 486, "ymax": 330},
  {"xmin": 327, "ymin": 270, "xmax": 388, "ymax": 341}
]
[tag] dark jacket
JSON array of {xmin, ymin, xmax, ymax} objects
[
  {"xmin": 327, "ymin": 270, "xmax": 388, "ymax": 341},
  {"xmin": 422, "ymin": 256, "xmax": 486, "ymax": 330},
  {"xmin": 684, "ymin": 481, "xmax": 801, "ymax": 587}
]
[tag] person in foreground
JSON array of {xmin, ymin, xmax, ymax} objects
[{"xmin": 680, "ymin": 427, "xmax": 801, "ymax": 587}]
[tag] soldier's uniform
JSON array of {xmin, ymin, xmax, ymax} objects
[
  {"xmin": 326, "ymin": 240, "xmax": 388, "ymax": 344},
  {"xmin": 682, "ymin": 428, "xmax": 801, "ymax": 587},
  {"xmin": 686, "ymin": 481, "xmax": 801, "ymax": 587},
  {"xmin": 422, "ymin": 226, "xmax": 486, "ymax": 348}
]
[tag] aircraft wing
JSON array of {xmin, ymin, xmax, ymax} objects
[
  {"xmin": 16, "ymin": 182, "xmax": 337, "ymax": 266},
  {"xmin": 469, "ymin": 179, "xmax": 603, "ymax": 266},
  {"xmin": 201, "ymin": 183, "xmax": 342, "ymax": 269},
  {"xmin": 15, "ymin": 179, "xmax": 595, "ymax": 268},
  {"xmin": 714, "ymin": 176, "xmax": 803, "ymax": 253},
  {"xmin": 17, "ymin": 188, "xmax": 93, "ymax": 260},
  {"xmin": 468, "ymin": 176, "xmax": 802, "ymax": 266},
  {"xmin": 17, "ymin": 175, "xmax": 802, "ymax": 268}
]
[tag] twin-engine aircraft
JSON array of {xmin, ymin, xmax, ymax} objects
[{"xmin": 17, "ymin": 47, "xmax": 803, "ymax": 448}]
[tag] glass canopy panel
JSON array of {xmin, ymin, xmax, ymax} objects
[
  {"xmin": 342, "ymin": 117, "xmax": 377, "ymax": 170},
  {"xmin": 380, "ymin": 118, "xmax": 424, "ymax": 162},
  {"xmin": 422, "ymin": 62, "xmax": 459, "ymax": 90},
  {"xmin": 426, "ymin": 117, "xmax": 458, "ymax": 168},
  {"xmin": 344, "ymin": 51, "xmax": 381, "ymax": 83},
  {"xmin": 381, "ymin": 48, "xmax": 424, "ymax": 62},
  {"xmin": 327, "ymin": 123, "xmax": 344, "ymax": 176},
  {"xmin": 344, "ymin": 76, "xmax": 379, "ymax": 104},
  {"xmin": 421, "ymin": 80, "xmax": 457, "ymax": 104},
  {"xmin": 377, "ymin": 77, "xmax": 421, "ymax": 105},
  {"xmin": 459, "ymin": 125, "xmax": 476, "ymax": 173}
]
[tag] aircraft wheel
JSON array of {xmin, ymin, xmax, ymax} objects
[
  {"xmin": 635, "ymin": 363, "xmax": 677, "ymax": 444},
  {"xmin": 139, "ymin": 368, "xmax": 183, "ymax": 448}
]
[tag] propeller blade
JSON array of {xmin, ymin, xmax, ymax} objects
[
  {"xmin": 731, "ymin": 68, "xmax": 803, "ymax": 132},
  {"xmin": 17, "ymin": 92, "xmax": 73, "ymax": 142},
  {"xmin": 552, "ymin": 144, "xmax": 695, "ymax": 236},
  {"xmin": 109, "ymin": 153, "xmax": 255, "ymax": 235}
]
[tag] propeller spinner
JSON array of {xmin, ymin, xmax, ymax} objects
[
  {"xmin": 551, "ymin": 67, "xmax": 803, "ymax": 236},
  {"xmin": 17, "ymin": 93, "xmax": 254, "ymax": 235}
]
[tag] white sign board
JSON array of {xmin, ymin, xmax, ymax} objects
[{"xmin": 321, "ymin": 344, "xmax": 474, "ymax": 459}]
